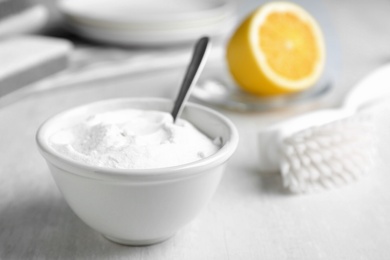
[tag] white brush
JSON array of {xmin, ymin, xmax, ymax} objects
[{"xmin": 258, "ymin": 64, "xmax": 390, "ymax": 193}]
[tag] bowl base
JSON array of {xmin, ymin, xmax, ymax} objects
[{"xmin": 103, "ymin": 233, "xmax": 175, "ymax": 246}]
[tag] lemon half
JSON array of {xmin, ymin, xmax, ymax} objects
[{"xmin": 227, "ymin": 1, "xmax": 325, "ymax": 96}]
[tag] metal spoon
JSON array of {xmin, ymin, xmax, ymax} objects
[{"xmin": 171, "ymin": 36, "xmax": 212, "ymax": 122}]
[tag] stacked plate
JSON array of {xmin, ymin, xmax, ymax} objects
[{"xmin": 59, "ymin": 0, "xmax": 236, "ymax": 46}]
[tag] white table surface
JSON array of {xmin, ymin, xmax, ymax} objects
[{"xmin": 2, "ymin": 0, "xmax": 390, "ymax": 259}]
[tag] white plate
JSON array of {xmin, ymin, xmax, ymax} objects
[
  {"xmin": 63, "ymin": 11, "xmax": 232, "ymax": 31},
  {"xmin": 59, "ymin": 0, "xmax": 236, "ymax": 46},
  {"xmin": 192, "ymin": 76, "xmax": 331, "ymax": 111},
  {"xmin": 64, "ymin": 15, "xmax": 236, "ymax": 46},
  {"xmin": 59, "ymin": 0, "xmax": 235, "ymax": 26}
]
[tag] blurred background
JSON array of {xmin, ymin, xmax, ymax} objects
[{"xmin": 1, "ymin": 0, "xmax": 389, "ymax": 109}]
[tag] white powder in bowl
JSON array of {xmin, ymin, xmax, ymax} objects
[{"xmin": 49, "ymin": 109, "xmax": 220, "ymax": 169}]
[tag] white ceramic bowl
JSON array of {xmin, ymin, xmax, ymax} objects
[{"xmin": 36, "ymin": 98, "xmax": 239, "ymax": 245}]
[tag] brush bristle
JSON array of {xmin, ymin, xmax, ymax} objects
[{"xmin": 280, "ymin": 113, "xmax": 375, "ymax": 193}]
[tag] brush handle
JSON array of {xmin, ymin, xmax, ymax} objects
[{"xmin": 344, "ymin": 63, "xmax": 390, "ymax": 110}]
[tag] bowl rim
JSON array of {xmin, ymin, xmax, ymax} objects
[{"xmin": 36, "ymin": 97, "xmax": 239, "ymax": 182}]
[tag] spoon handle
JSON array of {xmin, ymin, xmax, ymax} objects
[{"xmin": 171, "ymin": 37, "xmax": 211, "ymax": 122}]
